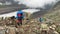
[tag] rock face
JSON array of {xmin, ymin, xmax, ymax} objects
[{"xmin": 48, "ymin": 1, "xmax": 60, "ymax": 12}]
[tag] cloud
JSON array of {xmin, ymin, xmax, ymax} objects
[
  {"xmin": 0, "ymin": 9, "xmax": 40, "ymax": 18},
  {"xmin": 22, "ymin": 9, "xmax": 40, "ymax": 14},
  {"xmin": 16, "ymin": 0, "xmax": 58, "ymax": 8},
  {"xmin": 0, "ymin": 12, "xmax": 17, "ymax": 18}
]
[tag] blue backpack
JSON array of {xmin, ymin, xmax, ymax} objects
[{"xmin": 16, "ymin": 10, "xmax": 24, "ymax": 19}]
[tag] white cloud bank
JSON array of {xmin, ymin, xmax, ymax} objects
[{"xmin": 0, "ymin": 9, "xmax": 40, "ymax": 18}]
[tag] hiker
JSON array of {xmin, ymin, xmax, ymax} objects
[
  {"xmin": 10, "ymin": 16, "xmax": 16, "ymax": 25},
  {"xmin": 25, "ymin": 18, "xmax": 30, "ymax": 24},
  {"xmin": 10, "ymin": 16, "xmax": 16, "ymax": 19},
  {"xmin": 16, "ymin": 10, "xmax": 24, "ymax": 26},
  {"xmin": 39, "ymin": 17, "xmax": 43, "ymax": 23}
]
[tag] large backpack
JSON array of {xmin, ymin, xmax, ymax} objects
[{"xmin": 16, "ymin": 10, "xmax": 24, "ymax": 19}]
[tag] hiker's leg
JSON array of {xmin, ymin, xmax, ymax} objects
[
  {"xmin": 16, "ymin": 23, "xmax": 20, "ymax": 28},
  {"xmin": 20, "ymin": 22, "xmax": 22, "ymax": 25},
  {"xmin": 19, "ymin": 19, "xmax": 22, "ymax": 25}
]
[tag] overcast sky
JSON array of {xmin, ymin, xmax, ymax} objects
[{"xmin": 15, "ymin": 0, "xmax": 59, "ymax": 8}]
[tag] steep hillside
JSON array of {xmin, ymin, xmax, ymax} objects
[{"xmin": 43, "ymin": 1, "xmax": 60, "ymax": 24}]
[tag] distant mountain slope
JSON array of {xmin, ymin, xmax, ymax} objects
[
  {"xmin": 0, "ymin": 4, "xmax": 28, "ymax": 14},
  {"xmin": 0, "ymin": 0, "xmax": 18, "ymax": 4},
  {"xmin": 31, "ymin": 1, "xmax": 60, "ymax": 19}
]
